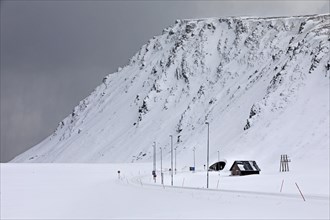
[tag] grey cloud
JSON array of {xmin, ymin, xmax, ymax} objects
[{"xmin": 194, "ymin": 1, "xmax": 329, "ymax": 17}]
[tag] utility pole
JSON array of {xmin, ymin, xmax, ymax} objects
[
  {"xmin": 205, "ymin": 122, "xmax": 210, "ymax": 189},
  {"xmin": 175, "ymin": 147, "xmax": 177, "ymax": 175},
  {"xmin": 160, "ymin": 147, "xmax": 163, "ymax": 185},
  {"xmin": 153, "ymin": 142, "xmax": 156, "ymax": 183},
  {"xmin": 218, "ymin": 150, "xmax": 221, "ymax": 173},
  {"xmin": 170, "ymin": 135, "xmax": 173, "ymax": 186},
  {"xmin": 193, "ymin": 147, "xmax": 196, "ymax": 173}
]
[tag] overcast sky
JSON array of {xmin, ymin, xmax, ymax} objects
[{"xmin": 1, "ymin": 1, "xmax": 329, "ymax": 162}]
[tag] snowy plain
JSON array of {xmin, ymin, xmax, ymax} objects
[{"xmin": 1, "ymin": 163, "xmax": 329, "ymax": 219}]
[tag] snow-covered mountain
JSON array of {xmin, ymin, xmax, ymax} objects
[{"xmin": 12, "ymin": 14, "xmax": 329, "ymax": 173}]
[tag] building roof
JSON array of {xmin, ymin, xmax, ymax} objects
[
  {"xmin": 229, "ymin": 161, "xmax": 260, "ymax": 172},
  {"xmin": 209, "ymin": 160, "xmax": 227, "ymax": 170}
]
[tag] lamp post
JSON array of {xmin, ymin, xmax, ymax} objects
[
  {"xmin": 205, "ymin": 122, "xmax": 210, "ymax": 189},
  {"xmin": 175, "ymin": 147, "xmax": 177, "ymax": 175},
  {"xmin": 218, "ymin": 150, "xmax": 221, "ymax": 172},
  {"xmin": 193, "ymin": 147, "xmax": 196, "ymax": 172},
  {"xmin": 153, "ymin": 142, "xmax": 156, "ymax": 183},
  {"xmin": 160, "ymin": 147, "xmax": 163, "ymax": 185},
  {"xmin": 170, "ymin": 135, "xmax": 173, "ymax": 186}
]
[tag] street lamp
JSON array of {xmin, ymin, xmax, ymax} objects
[
  {"xmin": 193, "ymin": 147, "xmax": 196, "ymax": 173},
  {"xmin": 153, "ymin": 142, "xmax": 156, "ymax": 183},
  {"xmin": 205, "ymin": 122, "xmax": 210, "ymax": 189},
  {"xmin": 170, "ymin": 135, "xmax": 173, "ymax": 186},
  {"xmin": 218, "ymin": 150, "xmax": 221, "ymax": 172},
  {"xmin": 175, "ymin": 147, "xmax": 177, "ymax": 175},
  {"xmin": 160, "ymin": 147, "xmax": 163, "ymax": 185}
]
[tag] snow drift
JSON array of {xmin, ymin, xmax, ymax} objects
[{"xmin": 12, "ymin": 14, "xmax": 329, "ymax": 175}]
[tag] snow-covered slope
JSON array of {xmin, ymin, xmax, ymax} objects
[{"xmin": 12, "ymin": 14, "xmax": 329, "ymax": 173}]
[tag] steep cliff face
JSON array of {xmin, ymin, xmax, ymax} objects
[{"xmin": 12, "ymin": 14, "xmax": 329, "ymax": 172}]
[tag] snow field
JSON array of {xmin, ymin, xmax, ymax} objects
[{"xmin": 1, "ymin": 163, "xmax": 329, "ymax": 219}]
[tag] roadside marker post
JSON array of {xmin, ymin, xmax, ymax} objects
[
  {"xmin": 280, "ymin": 179, "xmax": 284, "ymax": 192},
  {"xmin": 295, "ymin": 182, "xmax": 306, "ymax": 201}
]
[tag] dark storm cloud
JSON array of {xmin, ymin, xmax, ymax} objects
[
  {"xmin": 1, "ymin": 1, "xmax": 329, "ymax": 162},
  {"xmin": 195, "ymin": 0, "xmax": 328, "ymax": 17}
]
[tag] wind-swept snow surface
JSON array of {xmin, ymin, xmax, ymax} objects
[{"xmin": 1, "ymin": 163, "xmax": 329, "ymax": 219}]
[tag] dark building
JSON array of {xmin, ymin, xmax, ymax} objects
[{"xmin": 229, "ymin": 161, "xmax": 260, "ymax": 176}]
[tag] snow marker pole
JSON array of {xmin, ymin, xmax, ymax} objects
[
  {"xmin": 280, "ymin": 179, "xmax": 284, "ymax": 192},
  {"xmin": 295, "ymin": 182, "xmax": 306, "ymax": 201}
]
